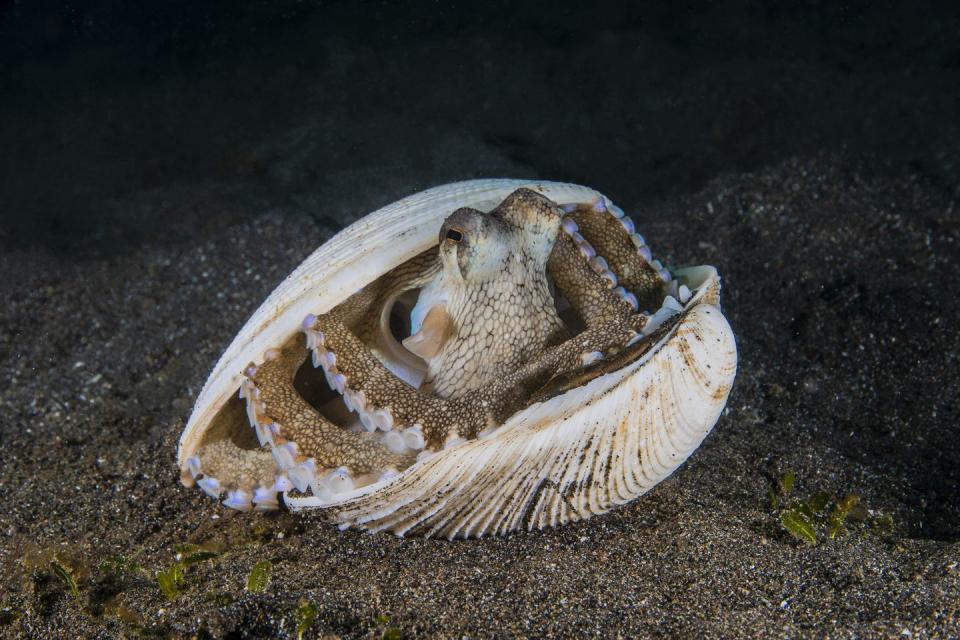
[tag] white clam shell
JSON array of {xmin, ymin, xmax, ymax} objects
[{"xmin": 178, "ymin": 180, "xmax": 737, "ymax": 538}]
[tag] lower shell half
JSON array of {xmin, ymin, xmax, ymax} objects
[{"xmin": 177, "ymin": 179, "xmax": 738, "ymax": 538}]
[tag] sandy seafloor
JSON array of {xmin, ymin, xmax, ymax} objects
[
  {"xmin": 2, "ymin": 2, "xmax": 960, "ymax": 638},
  {"xmin": 1, "ymin": 154, "xmax": 958, "ymax": 638}
]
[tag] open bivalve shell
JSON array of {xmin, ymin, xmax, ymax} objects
[{"xmin": 178, "ymin": 179, "xmax": 737, "ymax": 538}]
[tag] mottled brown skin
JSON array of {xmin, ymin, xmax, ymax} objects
[
  {"xmin": 547, "ymin": 228, "xmax": 635, "ymax": 327},
  {"xmin": 308, "ymin": 316, "xmax": 495, "ymax": 447},
  {"xmin": 251, "ymin": 347, "xmax": 411, "ymax": 472},
  {"xmin": 192, "ymin": 188, "xmax": 669, "ymax": 503},
  {"xmin": 197, "ymin": 440, "xmax": 277, "ymax": 490},
  {"xmin": 565, "ymin": 204, "xmax": 667, "ymax": 312}
]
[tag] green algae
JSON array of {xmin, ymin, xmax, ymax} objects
[
  {"xmin": 296, "ymin": 599, "xmax": 318, "ymax": 640},
  {"xmin": 770, "ymin": 472, "xmax": 894, "ymax": 546},
  {"xmin": 246, "ymin": 559, "xmax": 272, "ymax": 593}
]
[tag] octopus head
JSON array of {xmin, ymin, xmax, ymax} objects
[{"xmin": 438, "ymin": 188, "xmax": 562, "ymax": 284}]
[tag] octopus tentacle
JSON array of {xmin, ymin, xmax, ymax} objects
[
  {"xmin": 328, "ymin": 247, "xmax": 441, "ymax": 385},
  {"xmin": 547, "ymin": 223, "xmax": 636, "ymax": 327},
  {"xmin": 186, "ymin": 440, "xmax": 281, "ymax": 511},
  {"xmin": 561, "ymin": 199, "xmax": 670, "ymax": 313},
  {"xmin": 246, "ymin": 345, "xmax": 413, "ymax": 476},
  {"xmin": 305, "ymin": 314, "xmax": 494, "ymax": 448}
]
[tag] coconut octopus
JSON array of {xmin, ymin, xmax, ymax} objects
[{"xmin": 178, "ymin": 180, "xmax": 736, "ymax": 538}]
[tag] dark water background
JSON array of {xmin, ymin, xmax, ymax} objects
[{"xmin": 2, "ymin": 0, "xmax": 958, "ymax": 255}]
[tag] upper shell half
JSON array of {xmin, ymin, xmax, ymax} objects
[{"xmin": 178, "ymin": 179, "xmax": 737, "ymax": 538}]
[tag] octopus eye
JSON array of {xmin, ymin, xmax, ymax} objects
[{"xmin": 445, "ymin": 228, "xmax": 464, "ymax": 243}]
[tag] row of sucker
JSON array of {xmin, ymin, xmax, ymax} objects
[{"xmin": 561, "ymin": 198, "xmax": 674, "ymax": 314}]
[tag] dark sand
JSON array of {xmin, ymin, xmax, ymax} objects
[
  {"xmin": 1, "ymin": 155, "xmax": 958, "ymax": 638},
  {"xmin": 2, "ymin": 2, "xmax": 960, "ymax": 638}
]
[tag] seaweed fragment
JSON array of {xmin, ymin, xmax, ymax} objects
[
  {"xmin": 296, "ymin": 599, "xmax": 318, "ymax": 640},
  {"xmin": 780, "ymin": 509, "xmax": 817, "ymax": 545},
  {"xmin": 768, "ymin": 470, "xmax": 795, "ymax": 509},
  {"xmin": 372, "ymin": 613, "xmax": 403, "ymax": 639},
  {"xmin": 50, "ymin": 557, "xmax": 82, "ymax": 607},
  {"xmin": 156, "ymin": 562, "xmax": 185, "ymax": 600},
  {"xmin": 178, "ymin": 548, "xmax": 220, "ymax": 567},
  {"xmin": 246, "ymin": 560, "xmax": 272, "ymax": 593},
  {"xmin": 827, "ymin": 494, "xmax": 860, "ymax": 539},
  {"xmin": 154, "ymin": 542, "xmax": 223, "ymax": 600},
  {"xmin": 769, "ymin": 472, "xmax": 893, "ymax": 546}
]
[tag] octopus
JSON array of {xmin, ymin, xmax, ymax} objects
[{"xmin": 179, "ymin": 181, "xmax": 736, "ymax": 537}]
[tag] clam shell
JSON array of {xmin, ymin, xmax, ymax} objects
[{"xmin": 178, "ymin": 180, "xmax": 737, "ymax": 538}]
